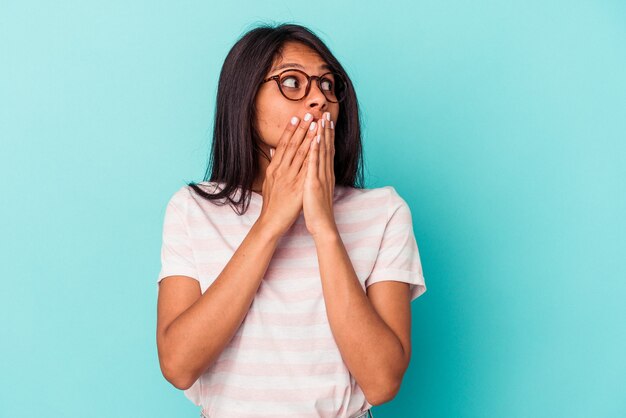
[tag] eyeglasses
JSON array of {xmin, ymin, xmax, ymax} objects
[{"xmin": 261, "ymin": 68, "xmax": 347, "ymax": 103}]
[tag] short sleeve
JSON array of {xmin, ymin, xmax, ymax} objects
[
  {"xmin": 156, "ymin": 193, "xmax": 200, "ymax": 291},
  {"xmin": 365, "ymin": 187, "xmax": 427, "ymax": 302}
]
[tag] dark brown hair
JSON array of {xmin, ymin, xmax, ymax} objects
[{"xmin": 188, "ymin": 22, "xmax": 365, "ymax": 215}]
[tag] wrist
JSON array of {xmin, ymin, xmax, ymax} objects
[
  {"xmin": 311, "ymin": 226, "xmax": 341, "ymax": 244},
  {"xmin": 253, "ymin": 215, "xmax": 285, "ymax": 242}
]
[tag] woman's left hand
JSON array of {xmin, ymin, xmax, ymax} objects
[{"xmin": 303, "ymin": 112, "xmax": 337, "ymax": 238}]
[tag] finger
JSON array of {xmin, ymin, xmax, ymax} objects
[
  {"xmin": 277, "ymin": 113, "xmax": 316, "ymax": 170},
  {"xmin": 323, "ymin": 113, "xmax": 332, "ymax": 181},
  {"xmin": 296, "ymin": 148, "xmax": 310, "ymax": 184},
  {"xmin": 324, "ymin": 112, "xmax": 335, "ymax": 181},
  {"xmin": 329, "ymin": 117, "xmax": 336, "ymax": 183},
  {"xmin": 329, "ymin": 117, "xmax": 335, "ymax": 154},
  {"xmin": 318, "ymin": 118, "xmax": 326, "ymax": 181},
  {"xmin": 307, "ymin": 128, "xmax": 319, "ymax": 182},
  {"xmin": 288, "ymin": 117, "xmax": 319, "ymax": 178},
  {"xmin": 270, "ymin": 116, "xmax": 299, "ymax": 167}
]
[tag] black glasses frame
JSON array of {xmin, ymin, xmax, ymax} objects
[{"xmin": 261, "ymin": 68, "xmax": 347, "ymax": 103}]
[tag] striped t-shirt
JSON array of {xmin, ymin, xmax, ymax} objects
[{"xmin": 157, "ymin": 181, "xmax": 427, "ymax": 418}]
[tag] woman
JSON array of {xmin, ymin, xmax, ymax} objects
[{"xmin": 156, "ymin": 23, "xmax": 427, "ymax": 418}]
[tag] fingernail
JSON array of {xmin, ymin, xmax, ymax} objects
[
  {"xmin": 309, "ymin": 121, "xmax": 317, "ymax": 131},
  {"xmin": 325, "ymin": 112, "xmax": 331, "ymax": 121},
  {"xmin": 321, "ymin": 119, "xmax": 325, "ymax": 128},
  {"xmin": 316, "ymin": 135, "xmax": 321, "ymax": 144},
  {"xmin": 304, "ymin": 113, "xmax": 312, "ymax": 121},
  {"xmin": 290, "ymin": 116, "xmax": 298, "ymax": 125},
  {"xmin": 330, "ymin": 120, "xmax": 334, "ymax": 129},
  {"xmin": 270, "ymin": 148, "xmax": 275, "ymax": 157}
]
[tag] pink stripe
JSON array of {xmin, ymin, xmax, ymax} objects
[
  {"xmin": 203, "ymin": 407, "xmax": 354, "ymax": 418},
  {"xmin": 163, "ymin": 223, "xmax": 186, "ymax": 233},
  {"xmin": 201, "ymin": 381, "xmax": 343, "ymax": 403},
  {"xmin": 227, "ymin": 334, "xmax": 336, "ymax": 351},
  {"xmin": 265, "ymin": 220, "xmax": 370, "ymax": 237},
  {"xmin": 241, "ymin": 197, "xmax": 388, "ymax": 215},
  {"xmin": 241, "ymin": 308, "xmax": 329, "ymax": 327},
  {"xmin": 271, "ymin": 235, "xmax": 380, "ymax": 259},
  {"xmin": 380, "ymin": 228, "xmax": 413, "ymax": 248},
  {"xmin": 185, "ymin": 213, "xmax": 385, "ymax": 237},
  {"xmin": 191, "ymin": 190, "xmax": 386, "ymax": 215},
  {"xmin": 389, "ymin": 210, "xmax": 413, "ymax": 223},
  {"xmin": 333, "ymin": 195, "xmax": 387, "ymax": 213},
  {"xmin": 189, "ymin": 222, "xmax": 255, "ymax": 235},
  {"xmin": 191, "ymin": 233, "xmax": 381, "ymax": 252},
  {"xmin": 258, "ymin": 285, "xmax": 322, "ymax": 302},
  {"xmin": 209, "ymin": 358, "xmax": 345, "ymax": 376},
  {"xmin": 196, "ymin": 258, "xmax": 374, "ymax": 276}
]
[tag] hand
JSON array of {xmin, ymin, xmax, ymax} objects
[
  {"xmin": 303, "ymin": 112, "xmax": 337, "ymax": 238},
  {"xmin": 258, "ymin": 113, "xmax": 319, "ymax": 237}
]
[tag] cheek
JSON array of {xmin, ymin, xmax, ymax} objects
[
  {"xmin": 331, "ymin": 106, "xmax": 340, "ymax": 123},
  {"xmin": 272, "ymin": 115, "xmax": 284, "ymax": 130},
  {"xmin": 269, "ymin": 112, "xmax": 296, "ymax": 137},
  {"xmin": 257, "ymin": 113, "xmax": 288, "ymax": 145}
]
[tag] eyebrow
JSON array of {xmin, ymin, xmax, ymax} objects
[{"xmin": 271, "ymin": 62, "xmax": 333, "ymax": 73}]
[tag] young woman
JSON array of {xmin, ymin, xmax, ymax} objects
[{"xmin": 156, "ymin": 23, "xmax": 427, "ymax": 418}]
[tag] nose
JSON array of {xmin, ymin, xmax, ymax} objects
[{"xmin": 305, "ymin": 78, "xmax": 329, "ymax": 113}]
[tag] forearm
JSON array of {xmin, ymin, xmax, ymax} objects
[
  {"xmin": 313, "ymin": 229, "xmax": 406, "ymax": 403},
  {"xmin": 163, "ymin": 217, "xmax": 282, "ymax": 389}
]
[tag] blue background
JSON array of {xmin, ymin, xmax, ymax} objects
[{"xmin": 1, "ymin": 1, "xmax": 625, "ymax": 417}]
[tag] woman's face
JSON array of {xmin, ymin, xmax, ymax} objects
[{"xmin": 254, "ymin": 42, "xmax": 340, "ymax": 150}]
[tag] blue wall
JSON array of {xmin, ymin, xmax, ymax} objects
[{"xmin": 1, "ymin": 1, "xmax": 624, "ymax": 417}]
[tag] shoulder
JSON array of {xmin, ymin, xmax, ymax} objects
[
  {"xmin": 336, "ymin": 184, "xmax": 388, "ymax": 202},
  {"xmin": 165, "ymin": 184, "xmax": 194, "ymax": 210},
  {"xmin": 164, "ymin": 181, "xmax": 226, "ymax": 214},
  {"xmin": 338, "ymin": 185, "xmax": 408, "ymax": 214},
  {"xmin": 383, "ymin": 186, "xmax": 411, "ymax": 214}
]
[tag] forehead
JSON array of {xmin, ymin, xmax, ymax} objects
[{"xmin": 270, "ymin": 42, "xmax": 331, "ymax": 73}]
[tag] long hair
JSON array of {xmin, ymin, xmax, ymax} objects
[{"xmin": 188, "ymin": 22, "xmax": 366, "ymax": 215}]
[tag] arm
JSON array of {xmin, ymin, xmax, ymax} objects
[
  {"xmin": 313, "ymin": 229, "xmax": 412, "ymax": 406},
  {"xmin": 156, "ymin": 217, "xmax": 282, "ymax": 390}
]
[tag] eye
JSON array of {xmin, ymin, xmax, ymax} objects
[
  {"xmin": 281, "ymin": 76, "xmax": 300, "ymax": 89},
  {"xmin": 320, "ymin": 78, "xmax": 333, "ymax": 91}
]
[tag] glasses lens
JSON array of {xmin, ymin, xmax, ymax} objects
[
  {"xmin": 279, "ymin": 70, "xmax": 309, "ymax": 100},
  {"xmin": 279, "ymin": 70, "xmax": 347, "ymax": 102},
  {"xmin": 320, "ymin": 72, "xmax": 347, "ymax": 103}
]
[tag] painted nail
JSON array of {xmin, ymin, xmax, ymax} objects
[
  {"xmin": 330, "ymin": 120, "xmax": 334, "ymax": 129},
  {"xmin": 304, "ymin": 113, "xmax": 312, "ymax": 121},
  {"xmin": 316, "ymin": 135, "xmax": 321, "ymax": 144},
  {"xmin": 321, "ymin": 119, "xmax": 325, "ymax": 128},
  {"xmin": 325, "ymin": 112, "xmax": 331, "ymax": 121},
  {"xmin": 290, "ymin": 116, "xmax": 298, "ymax": 125},
  {"xmin": 309, "ymin": 121, "xmax": 317, "ymax": 131}
]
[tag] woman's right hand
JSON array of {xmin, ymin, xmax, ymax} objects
[{"xmin": 258, "ymin": 113, "xmax": 320, "ymax": 237}]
